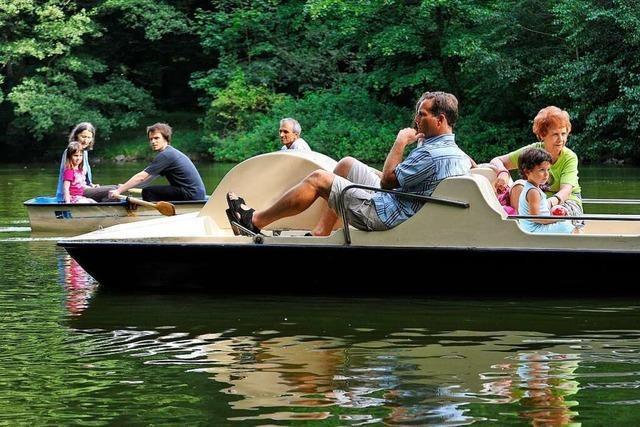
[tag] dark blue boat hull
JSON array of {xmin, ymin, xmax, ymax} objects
[{"xmin": 58, "ymin": 241, "xmax": 639, "ymax": 294}]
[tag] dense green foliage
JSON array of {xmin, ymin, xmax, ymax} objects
[{"xmin": 1, "ymin": 0, "xmax": 639, "ymax": 163}]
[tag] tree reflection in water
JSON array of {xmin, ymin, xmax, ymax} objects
[{"xmin": 192, "ymin": 335, "xmax": 344, "ymax": 422}]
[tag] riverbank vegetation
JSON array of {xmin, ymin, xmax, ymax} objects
[{"xmin": 1, "ymin": 1, "xmax": 638, "ymax": 163}]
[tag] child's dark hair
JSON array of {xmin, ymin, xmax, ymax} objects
[
  {"xmin": 65, "ymin": 141, "xmax": 84, "ymax": 169},
  {"xmin": 519, "ymin": 148, "xmax": 551, "ymax": 178}
]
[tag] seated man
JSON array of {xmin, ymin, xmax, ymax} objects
[
  {"xmin": 279, "ymin": 118, "xmax": 311, "ymax": 151},
  {"xmin": 109, "ymin": 123, "xmax": 206, "ymax": 201},
  {"xmin": 227, "ymin": 91, "xmax": 472, "ymax": 235}
]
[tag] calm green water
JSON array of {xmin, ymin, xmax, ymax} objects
[{"xmin": 2, "ymin": 163, "xmax": 640, "ymax": 425}]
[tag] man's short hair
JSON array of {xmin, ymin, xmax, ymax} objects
[
  {"xmin": 280, "ymin": 118, "xmax": 302, "ymax": 135},
  {"xmin": 147, "ymin": 123, "xmax": 172, "ymax": 143},
  {"xmin": 415, "ymin": 92, "xmax": 459, "ymax": 128}
]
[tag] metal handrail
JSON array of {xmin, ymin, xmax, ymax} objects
[
  {"xmin": 338, "ymin": 184, "xmax": 469, "ymax": 245},
  {"xmin": 509, "ymin": 214, "xmax": 640, "ymax": 221},
  {"xmin": 583, "ymin": 198, "xmax": 640, "ymax": 205}
]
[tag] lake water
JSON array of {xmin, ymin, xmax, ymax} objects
[{"xmin": 2, "ymin": 162, "xmax": 640, "ymax": 425}]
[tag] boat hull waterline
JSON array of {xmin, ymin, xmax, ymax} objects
[{"xmin": 61, "ymin": 240, "xmax": 639, "ymax": 293}]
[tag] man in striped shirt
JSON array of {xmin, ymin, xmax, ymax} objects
[{"xmin": 226, "ymin": 91, "xmax": 472, "ymax": 236}]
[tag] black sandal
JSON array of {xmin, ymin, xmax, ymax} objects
[{"xmin": 226, "ymin": 192, "xmax": 262, "ymax": 235}]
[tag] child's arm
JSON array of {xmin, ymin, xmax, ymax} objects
[
  {"xmin": 63, "ymin": 180, "xmax": 72, "ymax": 203},
  {"xmin": 527, "ymin": 188, "xmax": 560, "ymax": 224},
  {"xmin": 62, "ymin": 168, "xmax": 75, "ymax": 203}
]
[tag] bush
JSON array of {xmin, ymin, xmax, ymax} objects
[
  {"xmin": 100, "ymin": 111, "xmax": 206, "ymax": 161},
  {"xmin": 207, "ymin": 85, "xmax": 408, "ymax": 162}
]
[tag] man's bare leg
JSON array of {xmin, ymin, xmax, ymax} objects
[
  {"xmin": 310, "ymin": 157, "xmax": 358, "ymax": 236},
  {"xmin": 252, "ymin": 170, "xmax": 334, "ymax": 229},
  {"xmin": 310, "ymin": 204, "xmax": 338, "ymax": 236}
]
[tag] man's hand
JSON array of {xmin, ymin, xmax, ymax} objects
[
  {"xmin": 396, "ymin": 128, "xmax": 424, "ymax": 147},
  {"xmin": 380, "ymin": 128, "xmax": 425, "ymax": 189},
  {"xmin": 108, "ymin": 188, "xmax": 121, "ymax": 199}
]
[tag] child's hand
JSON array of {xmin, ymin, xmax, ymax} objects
[{"xmin": 551, "ymin": 205, "xmax": 568, "ymax": 216}]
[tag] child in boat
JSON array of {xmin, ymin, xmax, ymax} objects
[
  {"xmin": 55, "ymin": 122, "xmax": 118, "ymax": 202},
  {"xmin": 62, "ymin": 142, "xmax": 97, "ymax": 204},
  {"xmin": 518, "ymin": 148, "xmax": 575, "ymax": 234}
]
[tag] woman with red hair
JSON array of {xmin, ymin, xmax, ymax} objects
[{"xmin": 490, "ymin": 106, "xmax": 582, "ymax": 217}]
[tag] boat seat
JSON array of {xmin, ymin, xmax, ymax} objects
[
  {"xmin": 470, "ymin": 167, "xmax": 498, "ymax": 184},
  {"xmin": 200, "ymin": 151, "xmax": 339, "ymax": 232},
  {"xmin": 440, "ymin": 172, "xmax": 508, "ymax": 219},
  {"xmin": 344, "ymin": 173, "xmax": 517, "ymax": 246}
]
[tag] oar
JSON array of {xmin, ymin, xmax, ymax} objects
[{"xmin": 117, "ymin": 195, "xmax": 176, "ymax": 216}]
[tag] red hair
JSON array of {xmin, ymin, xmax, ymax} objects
[{"xmin": 532, "ymin": 106, "xmax": 572, "ymax": 139}]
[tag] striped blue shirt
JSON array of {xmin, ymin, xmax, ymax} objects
[{"xmin": 372, "ymin": 133, "xmax": 471, "ymax": 228}]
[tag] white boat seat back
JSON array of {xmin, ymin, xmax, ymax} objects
[
  {"xmin": 469, "ymin": 167, "xmax": 497, "ymax": 183},
  {"xmin": 350, "ymin": 174, "xmax": 514, "ymax": 246},
  {"xmin": 200, "ymin": 151, "xmax": 338, "ymax": 230},
  {"xmin": 466, "ymin": 170, "xmax": 508, "ymax": 218}
]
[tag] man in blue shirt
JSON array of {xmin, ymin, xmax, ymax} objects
[
  {"xmin": 109, "ymin": 123, "xmax": 206, "ymax": 201},
  {"xmin": 227, "ymin": 91, "xmax": 472, "ymax": 235}
]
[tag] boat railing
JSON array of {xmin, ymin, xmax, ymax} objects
[
  {"xmin": 508, "ymin": 214, "xmax": 640, "ymax": 221},
  {"xmin": 338, "ymin": 184, "xmax": 470, "ymax": 245},
  {"xmin": 583, "ymin": 198, "xmax": 640, "ymax": 205}
]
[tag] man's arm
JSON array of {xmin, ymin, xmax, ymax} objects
[
  {"xmin": 380, "ymin": 128, "xmax": 423, "ymax": 189},
  {"xmin": 109, "ymin": 171, "xmax": 151, "ymax": 198}
]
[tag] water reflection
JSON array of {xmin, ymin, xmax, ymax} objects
[
  {"xmin": 58, "ymin": 253, "xmax": 97, "ymax": 316},
  {"xmin": 65, "ymin": 297, "xmax": 640, "ymax": 424},
  {"xmin": 482, "ymin": 352, "xmax": 580, "ymax": 425},
  {"xmin": 171, "ymin": 331, "xmax": 586, "ymax": 423}
]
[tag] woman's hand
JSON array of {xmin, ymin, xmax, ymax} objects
[
  {"xmin": 489, "ymin": 156, "xmax": 513, "ymax": 194},
  {"xmin": 494, "ymin": 174, "xmax": 510, "ymax": 193}
]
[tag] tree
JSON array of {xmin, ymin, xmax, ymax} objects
[{"xmin": 0, "ymin": 0, "xmax": 153, "ymax": 148}]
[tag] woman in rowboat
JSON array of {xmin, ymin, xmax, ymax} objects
[{"xmin": 55, "ymin": 122, "xmax": 118, "ymax": 202}]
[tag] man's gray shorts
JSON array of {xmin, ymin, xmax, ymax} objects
[{"xmin": 327, "ymin": 159, "xmax": 389, "ymax": 231}]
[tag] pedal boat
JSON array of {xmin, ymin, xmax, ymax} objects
[{"xmin": 58, "ymin": 151, "xmax": 640, "ymax": 292}]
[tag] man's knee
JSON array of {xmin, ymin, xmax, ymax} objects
[
  {"xmin": 334, "ymin": 157, "xmax": 358, "ymax": 177},
  {"xmin": 141, "ymin": 187, "xmax": 152, "ymax": 200},
  {"xmin": 142, "ymin": 187, "xmax": 158, "ymax": 201},
  {"xmin": 306, "ymin": 169, "xmax": 333, "ymax": 186},
  {"xmin": 304, "ymin": 170, "xmax": 334, "ymax": 197}
]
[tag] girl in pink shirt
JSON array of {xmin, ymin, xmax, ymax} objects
[{"xmin": 63, "ymin": 142, "xmax": 96, "ymax": 204}]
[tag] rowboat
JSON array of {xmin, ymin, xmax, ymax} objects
[
  {"xmin": 25, "ymin": 196, "xmax": 206, "ymax": 234},
  {"xmin": 58, "ymin": 151, "xmax": 640, "ymax": 292}
]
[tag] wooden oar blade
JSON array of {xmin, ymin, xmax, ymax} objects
[{"xmin": 156, "ymin": 201, "xmax": 176, "ymax": 216}]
